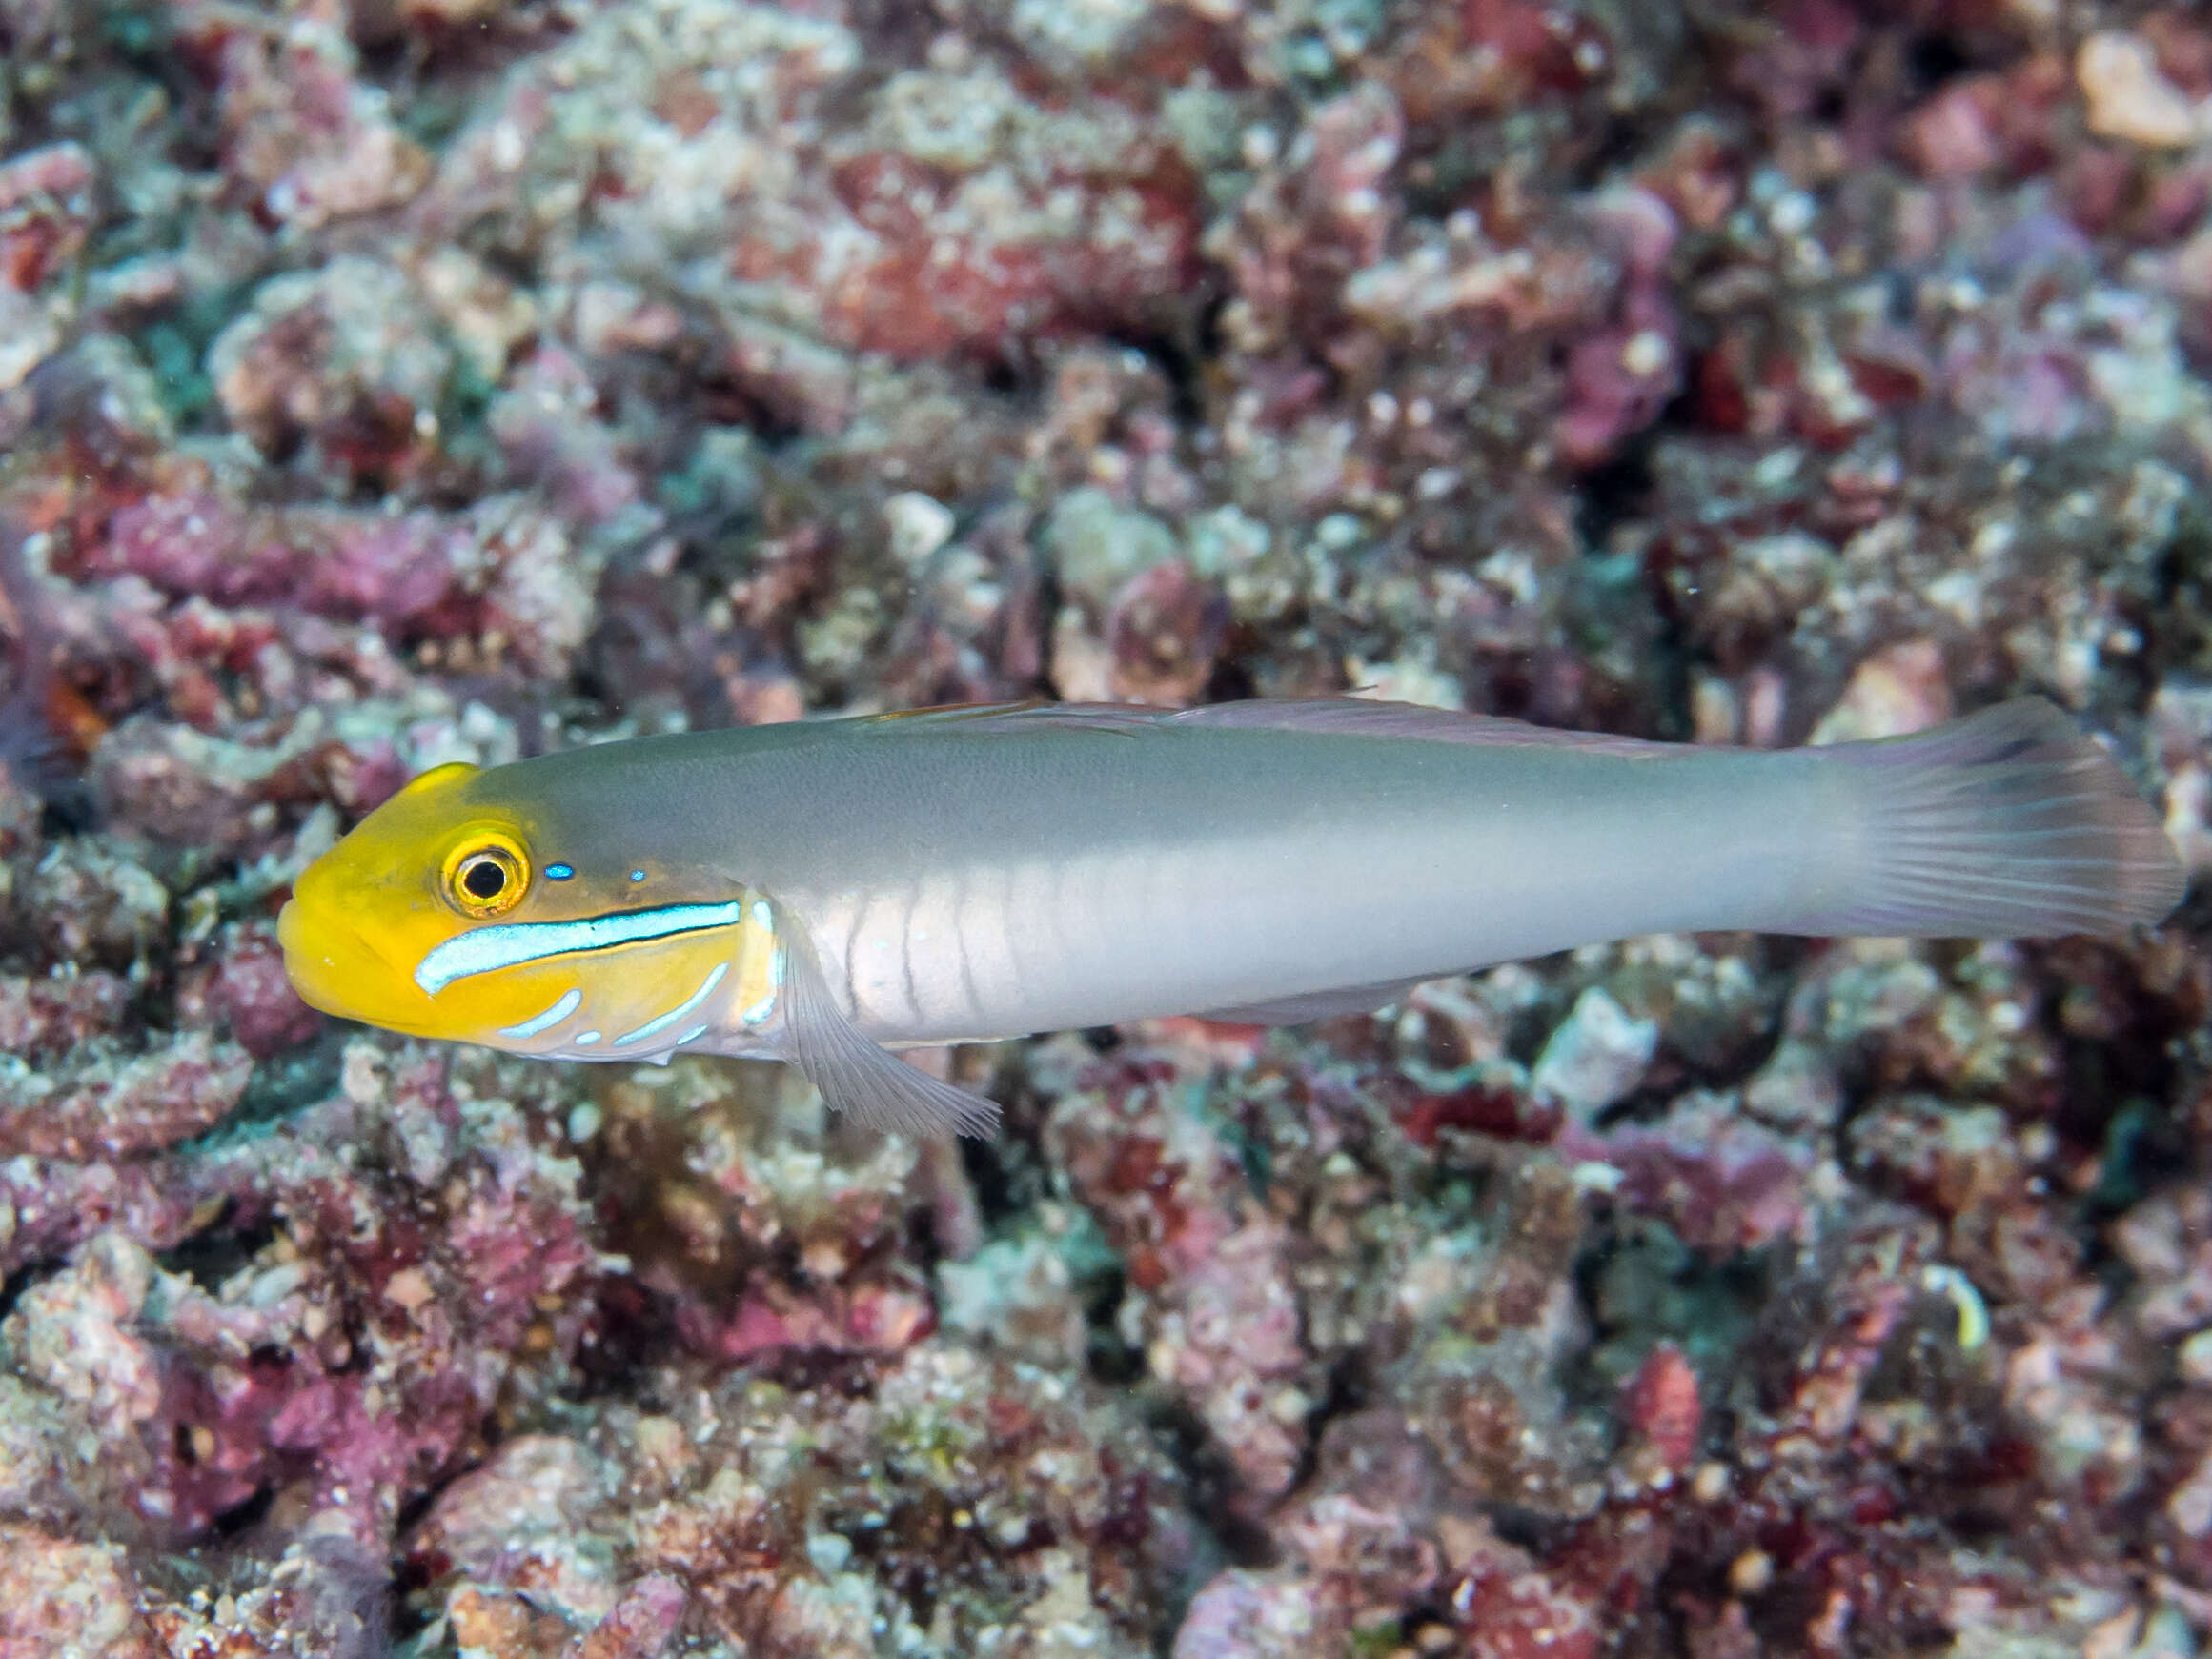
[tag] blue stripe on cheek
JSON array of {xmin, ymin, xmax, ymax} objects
[
  {"xmin": 414, "ymin": 901, "xmax": 745, "ymax": 995},
  {"xmin": 612, "ymin": 961, "xmax": 729, "ymax": 1047},
  {"xmin": 498, "ymin": 986, "xmax": 580, "ymax": 1039}
]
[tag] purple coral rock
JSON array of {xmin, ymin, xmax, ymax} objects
[
  {"xmin": 1173, "ymin": 1568, "xmax": 1333, "ymax": 1659},
  {"xmin": 1564, "ymin": 1092, "xmax": 1812, "ymax": 1255},
  {"xmin": 0, "ymin": 0, "xmax": 2200, "ymax": 1646}
]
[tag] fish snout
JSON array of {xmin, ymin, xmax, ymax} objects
[{"xmin": 278, "ymin": 890, "xmax": 429, "ymax": 1029}]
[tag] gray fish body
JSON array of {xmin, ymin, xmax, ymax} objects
[
  {"xmin": 499, "ymin": 698, "xmax": 2158, "ymax": 1050},
  {"xmin": 740, "ymin": 726, "xmax": 1807, "ymax": 1043}
]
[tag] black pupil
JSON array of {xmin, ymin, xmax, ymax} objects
[{"xmin": 462, "ymin": 858, "xmax": 508, "ymax": 900}]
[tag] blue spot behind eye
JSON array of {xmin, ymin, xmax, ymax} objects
[
  {"xmin": 629, "ymin": 869, "xmax": 646, "ymax": 882},
  {"xmin": 545, "ymin": 863, "xmax": 575, "ymax": 881}
]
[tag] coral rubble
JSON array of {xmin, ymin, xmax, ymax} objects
[{"xmin": 0, "ymin": 0, "xmax": 2209, "ymax": 1651}]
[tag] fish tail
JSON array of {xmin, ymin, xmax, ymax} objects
[{"xmin": 1795, "ymin": 698, "xmax": 2184, "ymax": 939}]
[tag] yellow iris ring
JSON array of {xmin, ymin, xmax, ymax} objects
[{"xmin": 441, "ymin": 834, "xmax": 530, "ymax": 919}]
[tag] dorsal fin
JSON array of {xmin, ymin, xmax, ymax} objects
[
  {"xmin": 1159, "ymin": 698, "xmax": 1678, "ymax": 755},
  {"xmin": 862, "ymin": 697, "xmax": 1679, "ymax": 757}
]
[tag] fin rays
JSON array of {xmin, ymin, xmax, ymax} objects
[
  {"xmin": 1800, "ymin": 698, "xmax": 2182, "ymax": 938},
  {"xmin": 774, "ymin": 918, "xmax": 1000, "ymax": 1139}
]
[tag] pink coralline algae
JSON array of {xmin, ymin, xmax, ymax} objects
[
  {"xmin": 1, "ymin": 0, "xmax": 2211, "ymax": 1649},
  {"xmin": 1046, "ymin": 1051, "xmax": 1316, "ymax": 1503},
  {"xmin": 186, "ymin": 1, "xmax": 432, "ymax": 231},
  {"xmin": 0, "ymin": 1029, "xmax": 252, "ymax": 1161},
  {"xmin": 0, "ymin": 141, "xmax": 94, "ymax": 392},
  {"xmin": 204, "ymin": 256, "xmax": 449, "ymax": 481},
  {"xmin": 174, "ymin": 919, "xmax": 328, "ymax": 1061},
  {"xmin": 0, "ymin": 1524, "xmax": 160, "ymax": 1656},
  {"xmin": 1562, "ymin": 1091, "xmax": 1814, "ymax": 1256},
  {"xmin": 0, "ymin": 1042, "xmax": 599, "ymax": 1574},
  {"xmin": 87, "ymin": 490, "xmax": 600, "ymax": 682}
]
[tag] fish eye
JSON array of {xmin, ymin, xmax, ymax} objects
[{"xmin": 441, "ymin": 835, "xmax": 530, "ymax": 919}]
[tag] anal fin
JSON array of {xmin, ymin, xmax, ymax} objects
[
  {"xmin": 1197, "ymin": 975, "xmax": 1437, "ymax": 1025},
  {"xmin": 776, "ymin": 921, "xmax": 1001, "ymax": 1139}
]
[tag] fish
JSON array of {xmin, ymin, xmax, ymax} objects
[{"xmin": 277, "ymin": 696, "xmax": 2185, "ymax": 1138}]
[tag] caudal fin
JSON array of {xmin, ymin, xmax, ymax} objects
[{"xmin": 1800, "ymin": 698, "xmax": 2183, "ymax": 939}]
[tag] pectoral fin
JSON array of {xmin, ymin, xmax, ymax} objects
[{"xmin": 775, "ymin": 921, "xmax": 1001, "ymax": 1139}]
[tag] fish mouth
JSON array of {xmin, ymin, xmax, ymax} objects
[{"xmin": 278, "ymin": 897, "xmax": 436, "ymax": 1033}]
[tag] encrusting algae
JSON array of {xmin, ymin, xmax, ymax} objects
[{"xmin": 4, "ymin": 0, "xmax": 2212, "ymax": 1649}]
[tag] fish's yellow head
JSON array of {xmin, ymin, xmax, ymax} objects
[{"xmin": 279, "ymin": 759, "xmax": 776, "ymax": 1058}]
